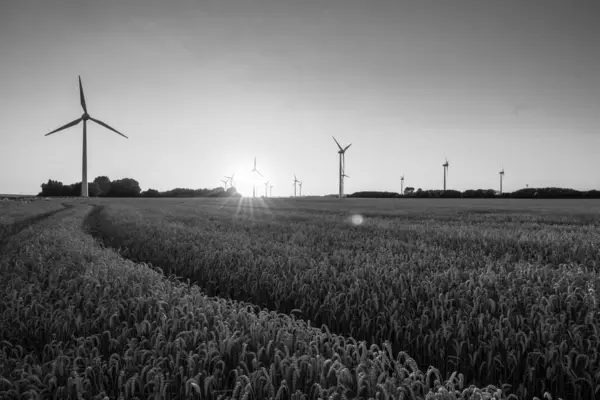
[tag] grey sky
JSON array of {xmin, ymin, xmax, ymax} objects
[{"xmin": 1, "ymin": 0, "xmax": 598, "ymax": 195}]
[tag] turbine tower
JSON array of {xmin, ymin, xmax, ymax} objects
[
  {"xmin": 401, "ymin": 175, "xmax": 405, "ymax": 195},
  {"xmin": 298, "ymin": 181, "xmax": 303, "ymax": 197},
  {"xmin": 293, "ymin": 174, "xmax": 300, "ymax": 197},
  {"xmin": 333, "ymin": 136, "xmax": 352, "ymax": 198},
  {"xmin": 45, "ymin": 76, "xmax": 127, "ymax": 197},
  {"xmin": 225, "ymin": 172, "xmax": 235, "ymax": 188},
  {"xmin": 270, "ymin": 184, "xmax": 274, "ymax": 197},
  {"xmin": 264, "ymin": 181, "xmax": 269, "ymax": 197},
  {"xmin": 443, "ymin": 158, "xmax": 450, "ymax": 191},
  {"xmin": 250, "ymin": 157, "xmax": 263, "ymax": 198},
  {"xmin": 499, "ymin": 167, "xmax": 505, "ymax": 194},
  {"xmin": 220, "ymin": 179, "xmax": 228, "ymax": 190}
]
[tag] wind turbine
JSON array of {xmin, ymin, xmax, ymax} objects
[
  {"xmin": 401, "ymin": 175, "xmax": 405, "ymax": 195},
  {"xmin": 264, "ymin": 181, "xmax": 269, "ymax": 197},
  {"xmin": 443, "ymin": 158, "xmax": 450, "ymax": 191},
  {"xmin": 270, "ymin": 184, "xmax": 274, "ymax": 197},
  {"xmin": 499, "ymin": 167, "xmax": 505, "ymax": 194},
  {"xmin": 298, "ymin": 181, "xmax": 303, "ymax": 197},
  {"xmin": 220, "ymin": 179, "xmax": 228, "ymax": 190},
  {"xmin": 293, "ymin": 174, "xmax": 300, "ymax": 197},
  {"xmin": 45, "ymin": 76, "xmax": 128, "ymax": 197},
  {"xmin": 333, "ymin": 136, "xmax": 352, "ymax": 198},
  {"xmin": 225, "ymin": 173, "xmax": 235, "ymax": 188},
  {"xmin": 250, "ymin": 157, "xmax": 263, "ymax": 198}
]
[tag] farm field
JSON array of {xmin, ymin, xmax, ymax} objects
[{"xmin": 1, "ymin": 197, "xmax": 599, "ymax": 400}]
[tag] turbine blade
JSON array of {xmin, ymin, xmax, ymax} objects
[
  {"xmin": 332, "ymin": 136, "xmax": 343, "ymax": 151},
  {"xmin": 45, "ymin": 117, "xmax": 82, "ymax": 136},
  {"xmin": 79, "ymin": 76, "xmax": 88, "ymax": 113},
  {"xmin": 257, "ymin": 170, "xmax": 263, "ymax": 177},
  {"xmin": 90, "ymin": 117, "xmax": 128, "ymax": 138},
  {"xmin": 344, "ymin": 143, "xmax": 352, "ymax": 151}
]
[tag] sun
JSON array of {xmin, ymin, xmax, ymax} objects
[
  {"xmin": 228, "ymin": 170, "xmax": 258, "ymax": 197},
  {"xmin": 226, "ymin": 160, "xmax": 270, "ymax": 198}
]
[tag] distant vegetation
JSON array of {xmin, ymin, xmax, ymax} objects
[
  {"xmin": 38, "ymin": 176, "xmax": 240, "ymax": 198},
  {"xmin": 349, "ymin": 187, "xmax": 600, "ymax": 199},
  {"xmin": 38, "ymin": 177, "xmax": 598, "ymax": 199}
]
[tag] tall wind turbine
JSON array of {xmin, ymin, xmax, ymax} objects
[
  {"xmin": 499, "ymin": 167, "xmax": 505, "ymax": 194},
  {"xmin": 225, "ymin": 173, "xmax": 235, "ymax": 188},
  {"xmin": 333, "ymin": 136, "xmax": 352, "ymax": 198},
  {"xmin": 270, "ymin": 184, "xmax": 274, "ymax": 197},
  {"xmin": 293, "ymin": 174, "xmax": 300, "ymax": 197},
  {"xmin": 401, "ymin": 175, "xmax": 405, "ymax": 195},
  {"xmin": 45, "ymin": 76, "xmax": 128, "ymax": 197},
  {"xmin": 250, "ymin": 157, "xmax": 263, "ymax": 198},
  {"xmin": 443, "ymin": 158, "xmax": 450, "ymax": 191},
  {"xmin": 298, "ymin": 181, "xmax": 303, "ymax": 197},
  {"xmin": 264, "ymin": 181, "xmax": 269, "ymax": 197},
  {"xmin": 220, "ymin": 179, "xmax": 228, "ymax": 190}
]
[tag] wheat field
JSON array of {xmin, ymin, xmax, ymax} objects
[{"xmin": 1, "ymin": 197, "xmax": 599, "ymax": 400}]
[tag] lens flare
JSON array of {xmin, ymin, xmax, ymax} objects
[{"xmin": 350, "ymin": 214, "xmax": 364, "ymax": 226}]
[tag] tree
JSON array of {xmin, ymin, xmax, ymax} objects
[
  {"xmin": 108, "ymin": 178, "xmax": 141, "ymax": 197},
  {"xmin": 93, "ymin": 176, "xmax": 111, "ymax": 196},
  {"xmin": 141, "ymin": 188, "xmax": 161, "ymax": 197},
  {"xmin": 440, "ymin": 189, "xmax": 462, "ymax": 198},
  {"xmin": 404, "ymin": 187, "xmax": 415, "ymax": 196},
  {"xmin": 70, "ymin": 182, "xmax": 102, "ymax": 197},
  {"xmin": 348, "ymin": 191, "xmax": 401, "ymax": 198},
  {"xmin": 39, "ymin": 179, "xmax": 67, "ymax": 196}
]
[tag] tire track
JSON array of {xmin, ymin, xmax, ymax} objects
[{"xmin": 0, "ymin": 203, "xmax": 75, "ymax": 251}]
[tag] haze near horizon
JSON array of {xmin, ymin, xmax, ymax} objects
[{"xmin": 1, "ymin": 0, "xmax": 598, "ymax": 196}]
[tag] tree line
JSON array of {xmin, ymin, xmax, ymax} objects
[
  {"xmin": 38, "ymin": 176, "xmax": 240, "ymax": 198},
  {"xmin": 349, "ymin": 187, "xmax": 600, "ymax": 199},
  {"xmin": 38, "ymin": 178, "xmax": 599, "ymax": 199}
]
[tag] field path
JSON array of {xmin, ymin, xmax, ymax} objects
[
  {"xmin": 0, "ymin": 202, "xmax": 74, "ymax": 250},
  {"xmin": 84, "ymin": 204, "xmax": 303, "ymax": 314}
]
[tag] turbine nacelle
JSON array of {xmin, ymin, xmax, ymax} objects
[{"xmin": 82, "ymin": 113, "xmax": 90, "ymax": 121}]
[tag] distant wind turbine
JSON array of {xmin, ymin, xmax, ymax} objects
[
  {"xmin": 443, "ymin": 157, "xmax": 450, "ymax": 191},
  {"xmin": 499, "ymin": 167, "xmax": 505, "ymax": 194},
  {"xmin": 270, "ymin": 184, "xmax": 274, "ymax": 197},
  {"xmin": 220, "ymin": 179, "xmax": 228, "ymax": 190},
  {"xmin": 333, "ymin": 136, "xmax": 352, "ymax": 198},
  {"xmin": 264, "ymin": 181, "xmax": 269, "ymax": 197},
  {"xmin": 44, "ymin": 76, "xmax": 128, "ymax": 197},
  {"xmin": 225, "ymin": 173, "xmax": 235, "ymax": 188},
  {"xmin": 250, "ymin": 157, "xmax": 263, "ymax": 198},
  {"xmin": 298, "ymin": 181, "xmax": 303, "ymax": 197},
  {"xmin": 293, "ymin": 174, "xmax": 300, "ymax": 197},
  {"xmin": 401, "ymin": 175, "xmax": 405, "ymax": 195}
]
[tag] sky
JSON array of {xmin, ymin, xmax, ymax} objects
[{"xmin": 1, "ymin": 0, "xmax": 598, "ymax": 196}]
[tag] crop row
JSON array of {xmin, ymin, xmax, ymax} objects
[{"xmin": 87, "ymin": 202, "xmax": 600, "ymax": 399}]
